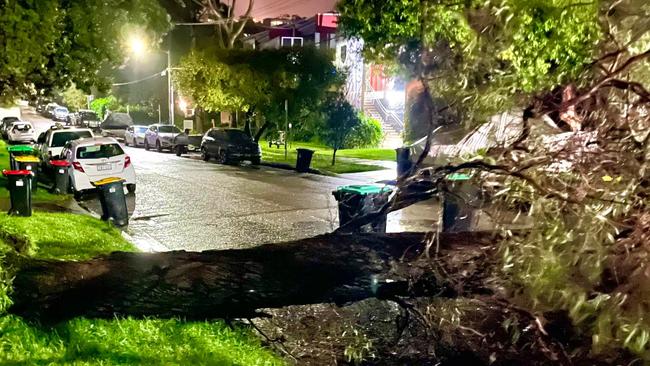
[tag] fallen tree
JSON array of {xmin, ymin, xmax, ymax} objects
[{"xmin": 9, "ymin": 232, "xmax": 497, "ymax": 322}]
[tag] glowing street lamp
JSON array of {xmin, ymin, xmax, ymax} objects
[{"xmin": 127, "ymin": 35, "xmax": 174, "ymax": 125}]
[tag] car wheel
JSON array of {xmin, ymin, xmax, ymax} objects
[
  {"xmin": 216, "ymin": 150, "xmax": 228, "ymax": 165},
  {"xmin": 126, "ymin": 184, "xmax": 136, "ymax": 194},
  {"xmin": 73, "ymin": 189, "xmax": 83, "ymax": 200},
  {"xmin": 144, "ymin": 140, "xmax": 150, "ymax": 151},
  {"xmin": 156, "ymin": 140, "xmax": 162, "ymax": 152},
  {"xmin": 201, "ymin": 147, "xmax": 210, "ymax": 161},
  {"xmin": 124, "ymin": 138, "xmax": 129, "ymax": 147}
]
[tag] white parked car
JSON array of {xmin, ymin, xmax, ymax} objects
[
  {"xmin": 7, "ymin": 121, "xmax": 36, "ymax": 143},
  {"xmin": 37, "ymin": 126, "xmax": 94, "ymax": 166},
  {"xmin": 144, "ymin": 124, "xmax": 181, "ymax": 151},
  {"xmin": 124, "ymin": 125, "xmax": 149, "ymax": 147},
  {"xmin": 52, "ymin": 106, "xmax": 69, "ymax": 122},
  {"xmin": 61, "ymin": 137, "xmax": 136, "ymax": 196}
]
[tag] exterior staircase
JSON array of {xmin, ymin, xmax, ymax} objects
[{"xmin": 363, "ymin": 98, "xmax": 403, "ymax": 149}]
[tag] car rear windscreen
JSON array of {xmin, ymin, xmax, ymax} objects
[
  {"xmin": 51, "ymin": 131, "xmax": 93, "ymax": 147},
  {"xmin": 13, "ymin": 124, "xmax": 31, "ymax": 131},
  {"xmin": 77, "ymin": 143, "xmax": 124, "ymax": 159},
  {"xmin": 226, "ymin": 130, "xmax": 253, "ymax": 143},
  {"xmin": 135, "ymin": 127, "xmax": 148, "ymax": 133}
]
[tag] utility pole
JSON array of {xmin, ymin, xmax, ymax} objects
[
  {"xmin": 284, "ymin": 99, "xmax": 288, "ymax": 160},
  {"xmin": 166, "ymin": 45, "xmax": 173, "ymax": 126}
]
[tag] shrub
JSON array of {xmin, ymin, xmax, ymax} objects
[{"xmin": 346, "ymin": 114, "xmax": 383, "ymax": 149}]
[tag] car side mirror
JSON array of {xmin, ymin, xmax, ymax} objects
[
  {"xmin": 37, "ymin": 133, "xmax": 45, "ymax": 144},
  {"xmin": 203, "ymin": 136, "xmax": 215, "ymax": 142}
]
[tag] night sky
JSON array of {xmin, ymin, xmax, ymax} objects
[{"xmin": 233, "ymin": 0, "xmax": 338, "ymax": 20}]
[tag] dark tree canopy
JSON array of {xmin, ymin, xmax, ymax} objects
[
  {"xmin": 0, "ymin": 0, "xmax": 170, "ymax": 105},
  {"xmin": 175, "ymin": 47, "xmax": 343, "ymax": 133}
]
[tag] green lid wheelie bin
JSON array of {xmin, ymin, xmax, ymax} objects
[
  {"xmin": 2, "ymin": 169, "xmax": 33, "ymax": 216},
  {"xmin": 7, "ymin": 145, "xmax": 36, "ymax": 170},
  {"xmin": 332, "ymin": 184, "xmax": 393, "ymax": 233}
]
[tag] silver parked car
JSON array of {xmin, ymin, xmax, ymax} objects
[
  {"xmin": 144, "ymin": 124, "xmax": 181, "ymax": 152},
  {"xmin": 124, "ymin": 125, "xmax": 149, "ymax": 147}
]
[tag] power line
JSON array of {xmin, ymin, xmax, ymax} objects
[{"xmin": 112, "ymin": 70, "xmax": 166, "ymax": 86}]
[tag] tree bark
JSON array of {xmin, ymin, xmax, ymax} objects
[{"xmin": 9, "ymin": 232, "xmax": 495, "ymax": 323}]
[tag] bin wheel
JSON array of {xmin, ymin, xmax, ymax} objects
[
  {"xmin": 144, "ymin": 140, "xmax": 150, "ymax": 151},
  {"xmin": 73, "ymin": 189, "xmax": 83, "ymax": 200},
  {"xmin": 127, "ymin": 184, "xmax": 136, "ymax": 194},
  {"xmin": 251, "ymin": 157, "xmax": 261, "ymax": 165},
  {"xmin": 201, "ymin": 148, "xmax": 210, "ymax": 161},
  {"xmin": 175, "ymin": 145, "xmax": 183, "ymax": 156},
  {"xmin": 156, "ymin": 140, "xmax": 162, "ymax": 152}
]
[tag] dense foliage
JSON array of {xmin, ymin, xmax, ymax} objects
[
  {"xmin": 346, "ymin": 114, "xmax": 383, "ymax": 149},
  {"xmin": 174, "ymin": 47, "xmax": 342, "ymax": 136},
  {"xmin": 339, "ymin": 0, "xmax": 650, "ymax": 360},
  {"xmin": 0, "ymin": 0, "xmax": 169, "ymax": 105}
]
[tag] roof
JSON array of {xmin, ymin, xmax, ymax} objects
[
  {"xmin": 242, "ymin": 13, "xmax": 338, "ymax": 45},
  {"xmin": 69, "ymin": 136, "xmax": 118, "ymax": 148}
]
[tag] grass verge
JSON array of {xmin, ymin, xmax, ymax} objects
[
  {"xmin": 0, "ymin": 212, "xmax": 284, "ymax": 365},
  {"xmin": 260, "ymin": 140, "xmax": 391, "ymax": 174}
]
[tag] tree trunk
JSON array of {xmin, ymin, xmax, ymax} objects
[
  {"xmin": 254, "ymin": 121, "xmax": 270, "ymax": 143},
  {"xmin": 332, "ymin": 148, "xmax": 337, "ymax": 165},
  {"xmin": 9, "ymin": 232, "xmax": 494, "ymax": 323}
]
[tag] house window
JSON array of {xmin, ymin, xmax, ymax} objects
[
  {"xmin": 340, "ymin": 45, "xmax": 347, "ymax": 63},
  {"xmin": 281, "ymin": 37, "xmax": 303, "ymax": 48}
]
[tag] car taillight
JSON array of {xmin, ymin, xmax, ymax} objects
[
  {"xmin": 124, "ymin": 156, "xmax": 131, "ymax": 168},
  {"xmin": 72, "ymin": 162, "xmax": 84, "ymax": 172}
]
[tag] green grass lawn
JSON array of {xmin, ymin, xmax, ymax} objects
[
  {"xmin": 0, "ymin": 212, "xmax": 284, "ymax": 365},
  {"xmin": 260, "ymin": 140, "xmax": 393, "ymax": 174}
]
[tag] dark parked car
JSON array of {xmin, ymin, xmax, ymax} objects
[
  {"xmin": 1, "ymin": 116, "xmax": 20, "ymax": 138},
  {"xmin": 200, "ymin": 128, "xmax": 261, "ymax": 165},
  {"xmin": 100, "ymin": 112, "xmax": 133, "ymax": 140},
  {"xmin": 77, "ymin": 110, "xmax": 101, "ymax": 129}
]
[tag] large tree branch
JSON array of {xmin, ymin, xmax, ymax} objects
[{"xmin": 8, "ymin": 232, "xmax": 496, "ymax": 322}]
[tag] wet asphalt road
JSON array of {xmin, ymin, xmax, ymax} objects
[
  {"xmin": 94, "ymin": 147, "xmax": 437, "ymax": 251},
  {"xmin": 22, "ymin": 107, "xmax": 437, "ymax": 251}
]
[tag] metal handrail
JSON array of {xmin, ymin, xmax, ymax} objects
[{"xmin": 365, "ymin": 81, "xmax": 404, "ymax": 130}]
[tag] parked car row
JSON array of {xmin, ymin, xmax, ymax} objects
[
  {"xmin": 2, "ymin": 123, "xmax": 136, "ymax": 199},
  {"xmin": 122, "ymin": 123, "xmax": 262, "ymax": 166}
]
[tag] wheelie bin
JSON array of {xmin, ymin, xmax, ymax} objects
[
  {"xmin": 13, "ymin": 155, "xmax": 40, "ymax": 191},
  {"xmin": 332, "ymin": 184, "xmax": 393, "ymax": 233},
  {"xmin": 296, "ymin": 148, "xmax": 315, "ymax": 173},
  {"xmin": 441, "ymin": 173, "xmax": 480, "ymax": 232},
  {"xmin": 7, "ymin": 145, "xmax": 36, "ymax": 170},
  {"xmin": 92, "ymin": 177, "xmax": 128, "ymax": 227},
  {"xmin": 2, "ymin": 169, "xmax": 33, "ymax": 216},
  {"xmin": 49, "ymin": 160, "xmax": 70, "ymax": 194}
]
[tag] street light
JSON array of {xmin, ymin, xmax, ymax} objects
[{"xmin": 127, "ymin": 35, "xmax": 174, "ymax": 126}]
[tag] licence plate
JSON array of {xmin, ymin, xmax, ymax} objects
[{"xmin": 97, "ymin": 164, "xmax": 111, "ymax": 171}]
